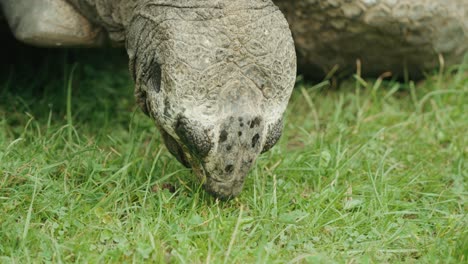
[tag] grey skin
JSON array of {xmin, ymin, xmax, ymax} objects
[
  {"xmin": 1, "ymin": 0, "xmax": 467, "ymax": 198},
  {"xmin": 0, "ymin": 0, "xmax": 297, "ymax": 198}
]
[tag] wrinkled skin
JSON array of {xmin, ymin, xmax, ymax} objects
[{"xmin": 66, "ymin": 0, "xmax": 297, "ymax": 198}]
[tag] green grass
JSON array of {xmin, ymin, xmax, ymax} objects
[{"xmin": 0, "ymin": 44, "xmax": 466, "ymax": 263}]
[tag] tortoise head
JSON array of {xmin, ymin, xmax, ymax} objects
[{"xmin": 126, "ymin": 0, "xmax": 296, "ymax": 198}]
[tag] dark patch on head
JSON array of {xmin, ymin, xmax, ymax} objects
[
  {"xmin": 262, "ymin": 118, "xmax": 283, "ymax": 153},
  {"xmin": 175, "ymin": 116, "xmax": 213, "ymax": 158},
  {"xmin": 251, "ymin": 133, "xmax": 260, "ymax": 148},
  {"xmin": 226, "ymin": 145, "xmax": 232, "ymax": 151},
  {"xmin": 250, "ymin": 117, "xmax": 262, "ymax": 128},
  {"xmin": 225, "ymin": 165, "xmax": 234, "ymax": 174},
  {"xmin": 219, "ymin": 130, "xmax": 228, "ymax": 143},
  {"xmin": 238, "ymin": 131, "xmax": 242, "ymax": 136}
]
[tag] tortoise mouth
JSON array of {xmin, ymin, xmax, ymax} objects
[
  {"xmin": 160, "ymin": 125, "xmax": 245, "ymax": 198},
  {"xmin": 182, "ymin": 148, "xmax": 248, "ymax": 199},
  {"xmin": 202, "ymin": 170, "xmax": 245, "ymax": 199}
]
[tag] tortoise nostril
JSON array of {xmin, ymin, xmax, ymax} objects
[
  {"xmin": 219, "ymin": 130, "xmax": 228, "ymax": 143},
  {"xmin": 250, "ymin": 117, "xmax": 262, "ymax": 128},
  {"xmin": 251, "ymin": 133, "xmax": 260, "ymax": 148},
  {"xmin": 225, "ymin": 165, "xmax": 234, "ymax": 174}
]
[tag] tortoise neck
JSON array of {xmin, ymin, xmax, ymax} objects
[{"xmin": 68, "ymin": 0, "xmax": 140, "ymax": 43}]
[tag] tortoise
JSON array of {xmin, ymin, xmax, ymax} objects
[{"xmin": 1, "ymin": 0, "xmax": 466, "ymax": 198}]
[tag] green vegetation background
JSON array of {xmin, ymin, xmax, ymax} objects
[{"xmin": 1, "ymin": 36, "xmax": 466, "ymax": 262}]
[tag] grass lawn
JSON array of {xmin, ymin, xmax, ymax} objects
[{"xmin": 0, "ymin": 42, "xmax": 466, "ymax": 263}]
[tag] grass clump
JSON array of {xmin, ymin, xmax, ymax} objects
[{"xmin": 0, "ymin": 44, "xmax": 466, "ymax": 263}]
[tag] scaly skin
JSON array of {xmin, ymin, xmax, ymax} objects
[
  {"xmin": 67, "ymin": 0, "xmax": 297, "ymax": 198},
  {"xmin": 274, "ymin": 0, "xmax": 468, "ymax": 78}
]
